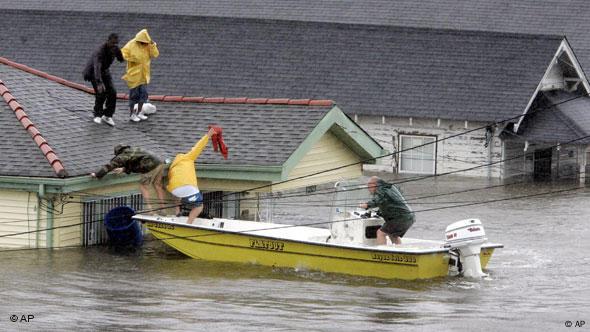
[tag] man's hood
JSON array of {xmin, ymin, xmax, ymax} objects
[
  {"xmin": 376, "ymin": 179, "xmax": 392, "ymax": 192},
  {"xmin": 114, "ymin": 144, "xmax": 130, "ymax": 155}
]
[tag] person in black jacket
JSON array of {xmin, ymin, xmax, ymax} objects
[{"xmin": 83, "ymin": 33, "xmax": 124, "ymax": 126}]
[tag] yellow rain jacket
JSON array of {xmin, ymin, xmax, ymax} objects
[
  {"xmin": 167, "ymin": 135, "xmax": 209, "ymax": 192},
  {"xmin": 121, "ymin": 29, "xmax": 159, "ymax": 89}
]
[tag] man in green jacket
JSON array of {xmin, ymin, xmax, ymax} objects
[
  {"xmin": 91, "ymin": 144, "xmax": 166, "ymax": 211},
  {"xmin": 360, "ymin": 176, "xmax": 415, "ymax": 245}
]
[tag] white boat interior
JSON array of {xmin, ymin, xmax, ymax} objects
[{"xmin": 135, "ymin": 213, "xmax": 500, "ymax": 255}]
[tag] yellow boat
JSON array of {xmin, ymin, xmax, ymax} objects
[{"xmin": 133, "ymin": 213, "xmax": 502, "ymax": 280}]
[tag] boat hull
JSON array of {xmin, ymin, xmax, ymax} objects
[{"xmin": 142, "ymin": 218, "xmax": 499, "ymax": 280}]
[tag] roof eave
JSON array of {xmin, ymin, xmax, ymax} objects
[{"xmin": 0, "ymin": 164, "xmax": 283, "ymax": 193}]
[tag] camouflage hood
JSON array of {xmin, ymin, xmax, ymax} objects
[{"xmin": 114, "ymin": 144, "xmax": 130, "ymax": 155}]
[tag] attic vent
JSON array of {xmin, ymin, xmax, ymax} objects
[{"xmin": 540, "ymin": 60, "xmax": 565, "ymax": 91}]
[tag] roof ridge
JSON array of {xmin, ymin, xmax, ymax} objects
[
  {"xmin": 0, "ymin": 79, "xmax": 68, "ymax": 178},
  {"xmin": 0, "ymin": 57, "xmax": 333, "ymax": 107}
]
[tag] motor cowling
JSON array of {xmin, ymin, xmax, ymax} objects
[{"xmin": 445, "ymin": 219, "xmax": 487, "ymax": 278}]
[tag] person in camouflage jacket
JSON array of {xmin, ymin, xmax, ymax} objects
[
  {"xmin": 359, "ymin": 176, "xmax": 415, "ymax": 245},
  {"xmin": 91, "ymin": 144, "xmax": 166, "ymax": 211}
]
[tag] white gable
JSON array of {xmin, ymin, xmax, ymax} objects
[{"xmin": 514, "ymin": 39, "xmax": 590, "ymax": 132}]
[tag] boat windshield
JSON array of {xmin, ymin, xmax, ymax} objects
[{"xmin": 330, "ymin": 179, "xmax": 372, "ymax": 222}]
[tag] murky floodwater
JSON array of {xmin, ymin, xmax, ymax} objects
[{"xmin": 1, "ymin": 174, "xmax": 589, "ymax": 331}]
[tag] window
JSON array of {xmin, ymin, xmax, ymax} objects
[
  {"xmin": 82, "ymin": 193, "xmax": 143, "ymax": 246},
  {"xmin": 81, "ymin": 191, "xmax": 240, "ymax": 246},
  {"xmin": 202, "ymin": 191, "xmax": 240, "ymax": 219},
  {"xmin": 399, "ymin": 135, "xmax": 436, "ymax": 174},
  {"xmin": 203, "ymin": 191, "xmax": 223, "ymax": 218}
]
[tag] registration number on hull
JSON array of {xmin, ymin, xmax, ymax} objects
[
  {"xmin": 371, "ymin": 253, "xmax": 417, "ymax": 264},
  {"xmin": 147, "ymin": 223, "xmax": 175, "ymax": 230}
]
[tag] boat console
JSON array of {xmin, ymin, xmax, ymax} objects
[{"xmin": 329, "ymin": 209, "xmax": 382, "ymax": 246}]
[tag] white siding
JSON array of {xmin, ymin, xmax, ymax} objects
[
  {"xmin": 53, "ymin": 195, "xmax": 82, "ymax": 247},
  {"xmin": 358, "ymin": 115, "xmax": 502, "ymax": 178},
  {"xmin": 239, "ymin": 132, "xmax": 364, "ymax": 221},
  {"xmin": 0, "ymin": 190, "xmax": 38, "ymax": 248},
  {"xmin": 273, "ymin": 131, "xmax": 362, "ymax": 191}
]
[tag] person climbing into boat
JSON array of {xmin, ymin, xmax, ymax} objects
[
  {"xmin": 121, "ymin": 28, "xmax": 159, "ymax": 122},
  {"xmin": 359, "ymin": 176, "xmax": 415, "ymax": 245},
  {"xmin": 166, "ymin": 127, "xmax": 219, "ymax": 224},
  {"xmin": 90, "ymin": 145, "xmax": 166, "ymax": 212}
]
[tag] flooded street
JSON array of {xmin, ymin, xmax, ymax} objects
[{"xmin": 1, "ymin": 175, "xmax": 589, "ymax": 331}]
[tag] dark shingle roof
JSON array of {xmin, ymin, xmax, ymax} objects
[
  {"xmin": 2, "ymin": 0, "xmax": 589, "ymax": 69},
  {"xmin": 515, "ymin": 90, "xmax": 590, "ymax": 144},
  {"xmin": 0, "ymin": 91, "xmax": 56, "ymax": 177},
  {"xmin": 0, "ymin": 9, "xmax": 564, "ymax": 122},
  {"xmin": 0, "ymin": 78, "xmax": 67, "ymax": 177},
  {"xmin": 0, "ymin": 63, "xmax": 333, "ymax": 178}
]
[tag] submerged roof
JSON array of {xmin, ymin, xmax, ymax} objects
[
  {"xmin": 0, "ymin": 60, "xmax": 382, "ymax": 179},
  {"xmin": 0, "ymin": 9, "xmax": 565, "ymax": 122},
  {"xmin": 513, "ymin": 90, "xmax": 590, "ymax": 144}
]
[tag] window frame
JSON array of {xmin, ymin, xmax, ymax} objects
[
  {"xmin": 82, "ymin": 193, "xmax": 144, "ymax": 246},
  {"xmin": 397, "ymin": 134, "xmax": 438, "ymax": 174}
]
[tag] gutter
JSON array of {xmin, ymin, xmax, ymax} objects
[
  {"xmin": 36, "ymin": 184, "xmax": 43, "ymax": 248},
  {"xmin": 46, "ymin": 197, "xmax": 54, "ymax": 249},
  {"xmin": 36, "ymin": 183, "xmax": 53, "ymax": 248}
]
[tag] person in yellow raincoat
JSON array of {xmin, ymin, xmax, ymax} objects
[
  {"xmin": 167, "ymin": 127, "xmax": 216, "ymax": 224},
  {"xmin": 121, "ymin": 29, "xmax": 159, "ymax": 122}
]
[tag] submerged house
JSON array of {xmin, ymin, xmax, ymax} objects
[
  {"xmin": 1, "ymin": 6, "xmax": 589, "ymax": 181},
  {"xmin": 0, "ymin": 59, "xmax": 384, "ymax": 248}
]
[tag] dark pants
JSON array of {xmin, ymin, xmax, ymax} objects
[
  {"xmin": 128, "ymin": 85, "xmax": 148, "ymax": 109},
  {"xmin": 90, "ymin": 73, "xmax": 116, "ymax": 117},
  {"xmin": 380, "ymin": 216, "xmax": 414, "ymax": 238}
]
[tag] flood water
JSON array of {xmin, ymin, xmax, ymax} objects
[{"xmin": 1, "ymin": 174, "xmax": 589, "ymax": 331}]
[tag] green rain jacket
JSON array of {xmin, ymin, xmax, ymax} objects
[
  {"xmin": 95, "ymin": 145, "xmax": 161, "ymax": 179},
  {"xmin": 366, "ymin": 179, "xmax": 415, "ymax": 223}
]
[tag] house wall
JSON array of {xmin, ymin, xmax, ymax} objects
[
  {"xmin": 585, "ymin": 148, "xmax": 590, "ymax": 184},
  {"xmin": 357, "ymin": 115, "xmax": 502, "ymax": 178},
  {"xmin": 502, "ymin": 140, "xmax": 587, "ymax": 181},
  {"xmin": 49, "ymin": 182, "xmax": 141, "ymax": 248},
  {"xmin": 554, "ymin": 145, "xmax": 581, "ymax": 179},
  {"xmin": 0, "ymin": 190, "xmax": 40, "ymax": 248},
  {"xmin": 275, "ymin": 131, "xmax": 363, "ymax": 191},
  {"xmin": 239, "ymin": 131, "xmax": 364, "ymax": 221},
  {"xmin": 199, "ymin": 178, "xmax": 271, "ymax": 193},
  {"xmin": 51, "ymin": 194, "xmax": 83, "ymax": 247},
  {"xmin": 503, "ymin": 140, "xmax": 529, "ymax": 178}
]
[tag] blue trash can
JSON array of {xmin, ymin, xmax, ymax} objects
[{"xmin": 104, "ymin": 206, "xmax": 143, "ymax": 246}]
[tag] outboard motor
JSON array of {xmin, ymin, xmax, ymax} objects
[{"xmin": 444, "ymin": 219, "xmax": 487, "ymax": 278}]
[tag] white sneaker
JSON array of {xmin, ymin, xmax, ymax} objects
[
  {"xmin": 93, "ymin": 117, "xmax": 102, "ymax": 124},
  {"xmin": 101, "ymin": 116, "xmax": 115, "ymax": 126},
  {"xmin": 130, "ymin": 114, "xmax": 141, "ymax": 122},
  {"xmin": 138, "ymin": 112, "xmax": 148, "ymax": 120}
]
